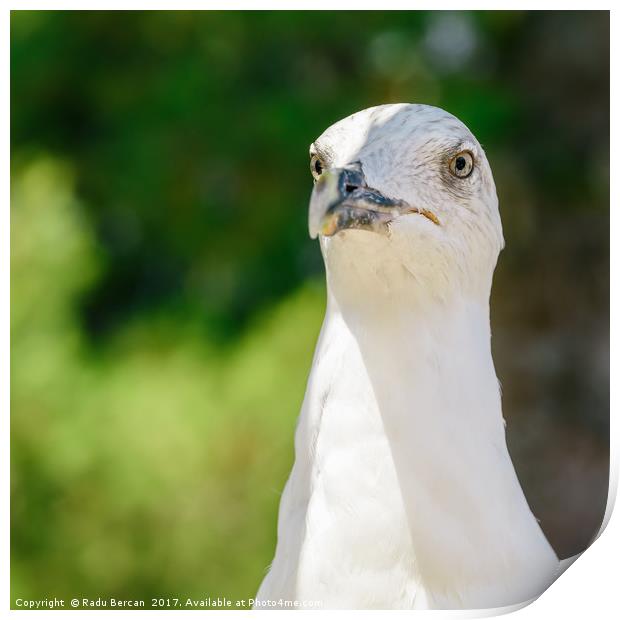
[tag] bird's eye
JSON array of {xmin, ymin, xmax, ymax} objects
[
  {"xmin": 449, "ymin": 151, "xmax": 474, "ymax": 179},
  {"xmin": 310, "ymin": 154, "xmax": 324, "ymax": 181}
]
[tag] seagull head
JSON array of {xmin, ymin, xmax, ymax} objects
[{"xmin": 308, "ymin": 104, "xmax": 504, "ymax": 308}]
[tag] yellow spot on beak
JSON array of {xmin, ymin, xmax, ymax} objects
[{"xmin": 320, "ymin": 214, "xmax": 339, "ymax": 237}]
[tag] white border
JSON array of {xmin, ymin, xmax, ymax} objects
[
  {"xmin": 3, "ymin": 2, "xmax": 618, "ymax": 10},
  {"xmin": 4, "ymin": 4, "xmax": 615, "ymax": 619}
]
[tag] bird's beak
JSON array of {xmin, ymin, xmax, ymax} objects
[{"xmin": 308, "ymin": 163, "xmax": 410, "ymax": 239}]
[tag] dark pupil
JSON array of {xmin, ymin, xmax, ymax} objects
[
  {"xmin": 455, "ymin": 156, "xmax": 467, "ymax": 171},
  {"xmin": 314, "ymin": 159, "xmax": 323, "ymax": 175}
]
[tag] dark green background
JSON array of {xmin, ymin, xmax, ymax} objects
[{"xmin": 11, "ymin": 10, "xmax": 609, "ymax": 607}]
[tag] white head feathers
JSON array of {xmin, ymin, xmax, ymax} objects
[{"xmin": 309, "ymin": 104, "xmax": 504, "ymax": 308}]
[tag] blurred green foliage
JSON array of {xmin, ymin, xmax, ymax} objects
[
  {"xmin": 11, "ymin": 11, "xmax": 608, "ymax": 339},
  {"xmin": 12, "ymin": 157, "xmax": 326, "ymax": 602},
  {"xmin": 11, "ymin": 10, "xmax": 608, "ymax": 607}
]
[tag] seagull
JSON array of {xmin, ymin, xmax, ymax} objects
[{"xmin": 255, "ymin": 104, "xmax": 561, "ymax": 610}]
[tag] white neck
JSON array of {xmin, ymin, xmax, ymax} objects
[{"xmin": 330, "ymin": 284, "xmax": 559, "ymax": 609}]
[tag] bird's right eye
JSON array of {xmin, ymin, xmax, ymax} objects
[{"xmin": 310, "ymin": 155, "xmax": 324, "ymax": 182}]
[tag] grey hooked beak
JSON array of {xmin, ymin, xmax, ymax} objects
[{"xmin": 308, "ymin": 163, "xmax": 426, "ymax": 239}]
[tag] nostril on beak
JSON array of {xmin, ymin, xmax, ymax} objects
[{"xmin": 338, "ymin": 163, "xmax": 366, "ymax": 198}]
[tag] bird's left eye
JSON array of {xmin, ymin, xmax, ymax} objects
[
  {"xmin": 449, "ymin": 151, "xmax": 474, "ymax": 179},
  {"xmin": 310, "ymin": 155, "xmax": 324, "ymax": 182}
]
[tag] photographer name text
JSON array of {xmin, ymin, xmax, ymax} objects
[{"xmin": 14, "ymin": 596, "xmax": 323, "ymax": 609}]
